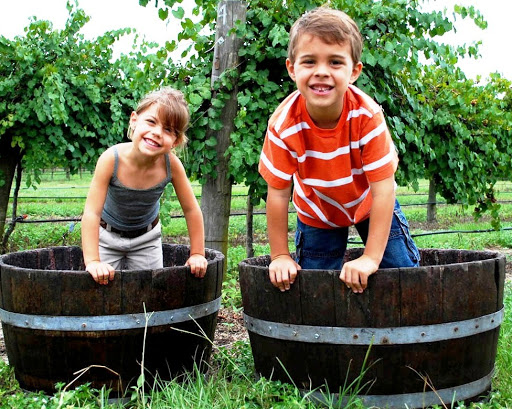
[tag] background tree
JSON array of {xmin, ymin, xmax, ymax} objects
[
  {"xmin": 141, "ymin": 0, "xmax": 509, "ymax": 241},
  {"xmin": 0, "ymin": 1, "xmax": 176, "ymax": 242},
  {"xmin": 418, "ymin": 67, "xmax": 512, "ymax": 227}
]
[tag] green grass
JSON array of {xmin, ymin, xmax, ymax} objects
[{"xmin": 2, "ymin": 173, "xmax": 512, "ymax": 408}]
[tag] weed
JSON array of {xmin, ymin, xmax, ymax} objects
[{"xmin": 3, "ymin": 175, "xmax": 512, "ymax": 408}]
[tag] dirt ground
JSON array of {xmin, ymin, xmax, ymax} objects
[{"xmin": 1, "ymin": 259, "xmax": 511, "ymax": 366}]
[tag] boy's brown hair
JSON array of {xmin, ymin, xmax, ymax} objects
[
  {"xmin": 288, "ymin": 7, "xmax": 363, "ymax": 65},
  {"xmin": 128, "ymin": 87, "xmax": 189, "ymax": 147}
]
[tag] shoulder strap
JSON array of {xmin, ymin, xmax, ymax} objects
[
  {"xmin": 112, "ymin": 146, "xmax": 119, "ymax": 180},
  {"xmin": 165, "ymin": 153, "xmax": 172, "ymax": 181}
]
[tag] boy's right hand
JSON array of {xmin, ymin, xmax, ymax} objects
[
  {"xmin": 86, "ymin": 261, "xmax": 115, "ymax": 285},
  {"xmin": 268, "ymin": 254, "xmax": 301, "ymax": 292}
]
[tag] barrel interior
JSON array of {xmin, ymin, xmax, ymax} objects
[
  {"xmin": 0, "ymin": 244, "xmax": 224, "ymax": 395},
  {"xmin": 240, "ymin": 248, "xmax": 506, "ymax": 406}
]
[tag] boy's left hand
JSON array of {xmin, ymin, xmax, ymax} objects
[
  {"xmin": 186, "ymin": 254, "xmax": 208, "ymax": 278},
  {"xmin": 339, "ymin": 255, "xmax": 379, "ymax": 293}
]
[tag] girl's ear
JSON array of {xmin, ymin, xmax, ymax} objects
[{"xmin": 129, "ymin": 111, "xmax": 138, "ymax": 129}]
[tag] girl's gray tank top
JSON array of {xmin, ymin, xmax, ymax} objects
[{"xmin": 101, "ymin": 147, "xmax": 172, "ymax": 231}]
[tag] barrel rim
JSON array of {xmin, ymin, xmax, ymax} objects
[
  {"xmin": 0, "ymin": 244, "xmax": 225, "ymax": 274},
  {"xmin": 238, "ymin": 248, "xmax": 505, "ymax": 271}
]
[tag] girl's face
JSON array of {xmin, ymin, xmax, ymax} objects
[{"xmin": 129, "ymin": 103, "xmax": 177, "ymax": 156}]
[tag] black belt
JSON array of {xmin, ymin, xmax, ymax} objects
[{"xmin": 100, "ymin": 216, "xmax": 159, "ymax": 239}]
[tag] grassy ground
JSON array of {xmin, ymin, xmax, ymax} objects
[{"xmin": 1, "ymin": 172, "xmax": 512, "ymax": 408}]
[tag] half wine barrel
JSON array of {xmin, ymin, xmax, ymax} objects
[
  {"xmin": 0, "ymin": 244, "xmax": 224, "ymax": 395},
  {"xmin": 240, "ymin": 248, "xmax": 505, "ymax": 408}
]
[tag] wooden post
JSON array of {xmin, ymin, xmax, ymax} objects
[
  {"xmin": 427, "ymin": 178, "xmax": 437, "ymax": 223},
  {"xmin": 246, "ymin": 194, "xmax": 254, "ymax": 258},
  {"xmin": 200, "ymin": 0, "xmax": 247, "ymax": 264}
]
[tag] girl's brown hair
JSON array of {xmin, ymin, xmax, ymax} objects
[
  {"xmin": 288, "ymin": 7, "xmax": 363, "ymax": 65},
  {"xmin": 128, "ymin": 87, "xmax": 189, "ymax": 147}
]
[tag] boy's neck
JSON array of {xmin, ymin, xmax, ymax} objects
[
  {"xmin": 306, "ymin": 98, "xmax": 344, "ymax": 129},
  {"xmin": 312, "ymin": 116, "xmax": 340, "ymax": 129},
  {"xmin": 306, "ymin": 101, "xmax": 343, "ymax": 129}
]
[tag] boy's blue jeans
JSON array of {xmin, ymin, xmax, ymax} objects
[{"xmin": 295, "ymin": 200, "xmax": 420, "ymax": 270}]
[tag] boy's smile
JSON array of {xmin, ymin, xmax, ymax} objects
[{"xmin": 286, "ymin": 34, "xmax": 362, "ymax": 128}]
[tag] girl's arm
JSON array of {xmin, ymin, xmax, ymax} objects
[
  {"xmin": 169, "ymin": 153, "xmax": 208, "ymax": 277},
  {"xmin": 82, "ymin": 149, "xmax": 115, "ymax": 285}
]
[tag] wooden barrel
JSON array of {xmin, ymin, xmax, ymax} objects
[
  {"xmin": 0, "ymin": 244, "xmax": 224, "ymax": 395},
  {"xmin": 240, "ymin": 248, "xmax": 505, "ymax": 408}
]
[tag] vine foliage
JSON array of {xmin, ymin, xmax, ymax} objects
[
  {"xmin": 142, "ymin": 0, "xmax": 512, "ymax": 223},
  {"xmin": 0, "ymin": 0, "xmax": 181, "ymax": 239}
]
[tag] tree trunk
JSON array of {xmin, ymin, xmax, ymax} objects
[
  {"xmin": 427, "ymin": 178, "xmax": 437, "ymax": 223},
  {"xmin": 0, "ymin": 134, "xmax": 22, "ymax": 246},
  {"xmin": 201, "ymin": 0, "xmax": 247, "ymax": 264},
  {"xmin": 2, "ymin": 162, "xmax": 22, "ymax": 253}
]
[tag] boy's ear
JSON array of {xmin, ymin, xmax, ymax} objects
[
  {"xmin": 286, "ymin": 58, "xmax": 296, "ymax": 82},
  {"xmin": 350, "ymin": 62, "xmax": 363, "ymax": 84}
]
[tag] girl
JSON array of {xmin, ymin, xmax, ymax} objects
[{"xmin": 82, "ymin": 87, "xmax": 207, "ymax": 285}]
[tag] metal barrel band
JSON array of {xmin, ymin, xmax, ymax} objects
[
  {"xmin": 243, "ymin": 308, "xmax": 504, "ymax": 345},
  {"xmin": 0, "ymin": 296, "xmax": 221, "ymax": 332},
  {"xmin": 305, "ymin": 368, "xmax": 494, "ymax": 409}
]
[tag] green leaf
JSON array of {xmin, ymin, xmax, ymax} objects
[
  {"xmin": 205, "ymin": 137, "xmax": 217, "ymax": 147},
  {"xmin": 158, "ymin": 8, "xmax": 169, "ymax": 21},
  {"xmin": 172, "ymin": 7, "xmax": 185, "ymax": 19}
]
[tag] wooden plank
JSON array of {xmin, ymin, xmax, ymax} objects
[
  {"xmin": 438, "ymin": 254, "xmax": 495, "ymax": 390},
  {"xmin": 442, "ymin": 261, "xmax": 471, "ymax": 321},
  {"xmin": 495, "ymin": 255, "xmax": 506, "ymax": 310},
  {"xmin": 467, "ymin": 260, "xmax": 497, "ymax": 316},
  {"xmin": 462, "ymin": 259, "xmax": 498, "ymax": 383},
  {"xmin": 240, "ymin": 258, "xmax": 308, "ymax": 385},
  {"xmin": 60, "ymin": 270, "xmax": 107, "ymax": 315},
  {"xmin": 213, "ymin": 253, "xmax": 225, "ymax": 298},
  {"xmin": 300, "ymin": 269, "xmax": 339, "ymax": 389},
  {"xmin": 400, "ymin": 266, "xmax": 443, "ymax": 326},
  {"xmin": 150, "ymin": 267, "xmax": 186, "ymax": 310},
  {"xmin": 366, "ymin": 268, "xmax": 402, "ymax": 394},
  {"xmin": 0, "ymin": 265, "xmax": 14, "ymax": 311},
  {"xmin": 334, "ymin": 274, "xmax": 373, "ymax": 395},
  {"xmin": 120, "ymin": 269, "xmax": 153, "ymax": 313},
  {"xmin": 400, "ymin": 265, "xmax": 443, "ymax": 394},
  {"xmin": 7, "ymin": 267, "xmax": 63, "ymax": 315}
]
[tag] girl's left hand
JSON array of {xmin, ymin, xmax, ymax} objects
[{"xmin": 186, "ymin": 253, "xmax": 208, "ymax": 278}]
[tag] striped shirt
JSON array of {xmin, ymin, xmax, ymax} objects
[{"xmin": 259, "ymin": 85, "xmax": 398, "ymax": 229}]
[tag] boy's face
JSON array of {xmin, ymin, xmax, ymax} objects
[{"xmin": 286, "ymin": 34, "xmax": 362, "ymax": 128}]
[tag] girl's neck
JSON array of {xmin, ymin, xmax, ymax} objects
[{"xmin": 126, "ymin": 142, "xmax": 164, "ymax": 168}]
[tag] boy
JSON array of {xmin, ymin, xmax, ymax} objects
[{"xmin": 258, "ymin": 7, "xmax": 419, "ymax": 294}]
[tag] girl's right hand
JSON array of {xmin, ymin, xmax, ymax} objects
[{"xmin": 86, "ymin": 261, "xmax": 115, "ymax": 285}]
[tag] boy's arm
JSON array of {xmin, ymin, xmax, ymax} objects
[
  {"xmin": 170, "ymin": 154, "xmax": 207, "ymax": 278},
  {"xmin": 267, "ymin": 184, "xmax": 301, "ymax": 291},
  {"xmin": 339, "ymin": 176, "xmax": 395, "ymax": 293}
]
